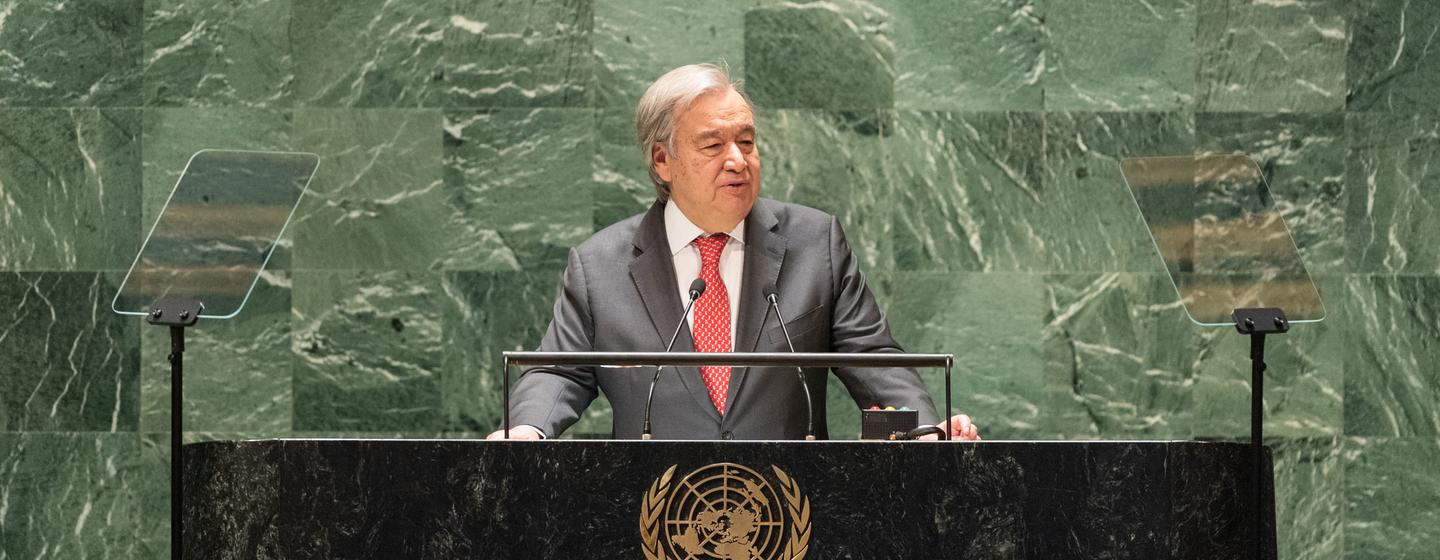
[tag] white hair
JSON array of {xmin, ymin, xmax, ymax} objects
[{"xmin": 634, "ymin": 63, "xmax": 752, "ymax": 202}]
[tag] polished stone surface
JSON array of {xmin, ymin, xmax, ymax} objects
[
  {"xmin": 0, "ymin": 272, "xmax": 139, "ymax": 432},
  {"xmin": 1041, "ymin": 0, "xmax": 1194, "ymax": 110},
  {"xmin": 0, "ymin": 1, "xmax": 143, "ymax": 106},
  {"xmin": 0, "ymin": 433, "xmax": 146, "ymax": 558},
  {"xmin": 446, "ymin": 0, "xmax": 593, "ymax": 108},
  {"xmin": 185, "ymin": 440, "xmax": 1275, "ymax": 559},
  {"xmin": 142, "ymin": 0, "xmax": 293, "ymax": 107},
  {"xmin": 1343, "ymin": 437, "xmax": 1440, "ymax": 559},
  {"xmin": 290, "ymin": 0, "xmax": 444, "ymax": 107},
  {"xmin": 1347, "ymin": 0, "xmax": 1440, "ymax": 111},
  {"xmin": 1346, "ymin": 112, "xmax": 1440, "ymax": 275},
  {"xmin": 1196, "ymin": 0, "xmax": 1346, "ymax": 112},
  {"xmin": 0, "ymin": 109, "xmax": 143, "ymax": 270}
]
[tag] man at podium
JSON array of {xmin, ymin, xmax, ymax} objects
[{"xmin": 488, "ymin": 64, "xmax": 980, "ymax": 441}]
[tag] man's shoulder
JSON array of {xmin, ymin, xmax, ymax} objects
[
  {"xmin": 573, "ymin": 207, "xmax": 649, "ymax": 257},
  {"xmin": 756, "ymin": 197, "xmax": 834, "ymax": 228},
  {"xmin": 754, "ymin": 198, "xmax": 837, "ymax": 244}
]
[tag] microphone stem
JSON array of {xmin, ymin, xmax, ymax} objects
[
  {"xmin": 770, "ymin": 294, "xmax": 816, "ymax": 441},
  {"xmin": 642, "ymin": 290, "xmax": 701, "ymax": 440}
]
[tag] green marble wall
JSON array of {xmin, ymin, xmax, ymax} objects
[{"xmin": 1, "ymin": 1, "xmax": 1436, "ymax": 557}]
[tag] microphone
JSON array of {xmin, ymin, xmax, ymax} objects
[
  {"xmin": 641, "ymin": 278, "xmax": 706, "ymax": 440},
  {"xmin": 765, "ymin": 284, "xmax": 817, "ymax": 441}
]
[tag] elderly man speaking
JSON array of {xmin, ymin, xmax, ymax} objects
[{"xmin": 488, "ymin": 64, "xmax": 980, "ymax": 441}]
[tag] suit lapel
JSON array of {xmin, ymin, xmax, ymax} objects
[
  {"xmin": 724, "ymin": 201, "xmax": 786, "ymax": 416},
  {"xmin": 629, "ymin": 201, "xmax": 723, "ymax": 423}
]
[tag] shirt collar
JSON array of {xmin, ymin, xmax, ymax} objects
[{"xmin": 664, "ymin": 201, "xmax": 746, "ymax": 256}]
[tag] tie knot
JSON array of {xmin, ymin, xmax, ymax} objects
[{"xmin": 693, "ymin": 234, "xmax": 728, "ymax": 265}]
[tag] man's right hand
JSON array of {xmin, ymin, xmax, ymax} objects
[{"xmin": 485, "ymin": 425, "xmax": 544, "ymax": 440}]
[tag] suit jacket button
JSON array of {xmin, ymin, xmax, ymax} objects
[{"xmin": 721, "ymin": 431, "xmax": 733, "ymax": 440}]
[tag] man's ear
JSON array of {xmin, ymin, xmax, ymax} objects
[{"xmin": 651, "ymin": 143, "xmax": 673, "ymax": 184}]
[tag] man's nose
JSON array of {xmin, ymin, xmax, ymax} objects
[{"xmin": 723, "ymin": 143, "xmax": 747, "ymax": 172}]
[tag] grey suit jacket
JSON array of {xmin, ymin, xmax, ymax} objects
[{"xmin": 509, "ymin": 198, "xmax": 939, "ymax": 439}]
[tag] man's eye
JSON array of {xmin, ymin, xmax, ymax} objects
[{"xmin": 703, "ymin": 144, "xmax": 721, "ymax": 150}]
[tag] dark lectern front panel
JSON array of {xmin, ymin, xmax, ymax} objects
[{"xmin": 185, "ymin": 440, "xmax": 1274, "ymax": 559}]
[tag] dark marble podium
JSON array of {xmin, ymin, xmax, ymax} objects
[{"xmin": 184, "ymin": 440, "xmax": 1274, "ymax": 559}]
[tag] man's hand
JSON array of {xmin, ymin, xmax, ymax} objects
[
  {"xmin": 920, "ymin": 414, "xmax": 981, "ymax": 441},
  {"xmin": 485, "ymin": 425, "xmax": 544, "ymax": 440}
]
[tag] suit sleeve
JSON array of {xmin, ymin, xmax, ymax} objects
[
  {"xmin": 825, "ymin": 217, "xmax": 941, "ymax": 424},
  {"xmin": 507, "ymin": 247, "xmax": 600, "ymax": 437}
]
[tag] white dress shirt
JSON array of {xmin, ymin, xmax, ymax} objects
[{"xmin": 664, "ymin": 201, "xmax": 744, "ymax": 349}]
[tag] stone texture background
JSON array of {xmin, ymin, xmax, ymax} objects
[{"xmin": 0, "ymin": 0, "xmax": 1436, "ymax": 557}]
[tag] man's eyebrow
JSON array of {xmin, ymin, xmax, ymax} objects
[{"xmin": 694, "ymin": 125, "xmax": 757, "ymax": 141}]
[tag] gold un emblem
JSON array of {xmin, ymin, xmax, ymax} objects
[{"xmin": 640, "ymin": 463, "xmax": 811, "ymax": 560}]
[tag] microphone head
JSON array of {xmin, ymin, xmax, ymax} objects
[
  {"xmin": 764, "ymin": 283, "xmax": 779, "ymax": 301},
  {"xmin": 688, "ymin": 278, "xmax": 707, "ymax": 299}
]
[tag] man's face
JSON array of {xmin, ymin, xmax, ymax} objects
[{"xmin": 652, "ymin": 88, "xmax": 760, "ymax": 233}]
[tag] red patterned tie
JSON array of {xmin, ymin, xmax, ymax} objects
[{"xmin": 691, "ymin": 234, "xmax": 731, "ymax": 414}]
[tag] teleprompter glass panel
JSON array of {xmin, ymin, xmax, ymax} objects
[
  {"xmin": 113, "ymin": 150, "xmax": 319, "ymax": 319},
  {"xmin": 1121, "ymin": 154, "xmax": 1324, "ymax": 327}
]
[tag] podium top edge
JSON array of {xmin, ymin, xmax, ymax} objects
[{"xmin": 500, "ymin": 351, "xmax": 954, "ymax": 368}]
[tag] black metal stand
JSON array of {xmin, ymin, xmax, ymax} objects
[
  {"xmin": 1233, "ymin": 307, "xmax": 1287, "ymax": 560},
  {"xmin": 147, "ymin": 298, "xmax": 202, "ymax": 560}
]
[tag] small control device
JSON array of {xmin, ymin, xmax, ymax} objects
[{"xmin": 860, "ymin": 406, "xmax": 920, "ymax": 440}]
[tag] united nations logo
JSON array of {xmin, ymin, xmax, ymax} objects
[{"xmin": 640, "ymin": 463, "xmax": 811, "ymax": 560}]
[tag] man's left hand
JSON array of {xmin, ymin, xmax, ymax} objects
[{"xmin": 920, "ymin": 414, "xmax": 981, "ymax": 441}]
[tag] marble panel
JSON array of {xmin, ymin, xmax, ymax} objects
[
  {"xmin": 440, "ymin": 108, "xmax": 594, "ymax": 272},
  {"xmin": 888, "ymin": 111, "xmax": 1048, "ymax": 272},
  {"xmin": 1039, "ymin": 111, "xmax": 1195, "ymax": 273},
  {"xmin": 290, "ymin": 0, "xmax": 445, "ymax": 107},
  {"xmin": 1270, "ymin": 437, "xmax": 1344, "ymax": 560},
  {"xmin": 291, "ymin": 270, "xmax": 444, "ymax": 431},
  {"xmin": 877, "ymin": 272, "xmax": 1056, "ymax": 440},
  {"xmin": 446, "ymin": 0, "xmax": 593, "ymax": 108},
  {"xmin": 140, "ymin": 270, "xmax": 292, "ymax": 433},
  {"xmin": 1345, "ymin": 113, "xmax": 1440, "ymax": 275},
  {"xmin": 440, "ymin": 270, "xmax": 613, "ymax": 437},
  {"xmin": 1344, "ymin": 437, "xmax": 1440, "ymax": 558},
  {"xmin": 291, "ymin": 109, "xmax": 446, "ymax": 270},
  {"xmin": 136, "ymin": 433, "xmax": 171, "ymax": 557},
  {"xmin": 593, "ymin": 0, "xmax": 744, "ymax": 108},
  {"xmin": 1347, "ymin": 0, "xmax": 1440, "ymax": 112},
  {"xmin": 593, "ymin": 107, "xmax": 655, "ymax": 230},
  {"xmin": 142, "ymin": 0, "xmax": 293, "ymax": 107},
  {"xmin": 883, "ymin": 0, "xmax": 1044, "ymax": 111},
  {"xmin": 744, "ymin": 1, "xmax": 894, "ymax": 110},
  {"xmin": 0, "ymin": 0, "xmax": 142, "ymax": 106},
  {"xmin": 0, "ymin": 109, "xmax": 142, "ymax": 270},
  {"xmin": 0, "ymin": 433, "xmax": 144, "ymax": 558},
  {"xmin": 755, "ymin": 109, "xmax": 894, "ymax": 272},
  {"xmin": 1040, "ymin": 0, "xmax": 1195, "ymax": 111},
  {"xmin": 140, "ymin": 108, "xmax": 295, "ymax": 269},
  {"xmin": 1342, "ymin": 275, "xmax": 1440, "ymax": 437},
  {"xmin": 0, "ymin": 272, "xmax": 139, "ymax": 432},
  {"xmin": 1196, "ymin": 112, "xmax": 1348, "ymax": 276},
  {"xmin": 1196, "ymin": 0, "xmax": 1347, "ymax": 112}
]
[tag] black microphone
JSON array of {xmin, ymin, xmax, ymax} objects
[
  {"xmin": 765, "ymin": 284, "xmax": 817, "ymax": 441},
  {"xmin": 641, "ymin": 278, "xmax": 706, "ymax": 440}
]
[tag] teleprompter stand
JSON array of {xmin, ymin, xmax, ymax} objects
[
  {"xmin": 1234, "ymin": 307, "xmax": 1288, "ymax": 560},
  {"xmin": 112, "ymin": 149, "xmax": 320, "ymax": 558},
  {"xmin": 146, "ymin": 297, "xmax": 203, "ymax": 560},
  {"xmin": 1122, "ymin": 154, "xmax": 1325, "ymax": 560}
]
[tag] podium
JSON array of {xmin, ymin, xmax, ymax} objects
[{"xmin": 184, "ymin": 440, "xmax": 1274, "ymax": 559}]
